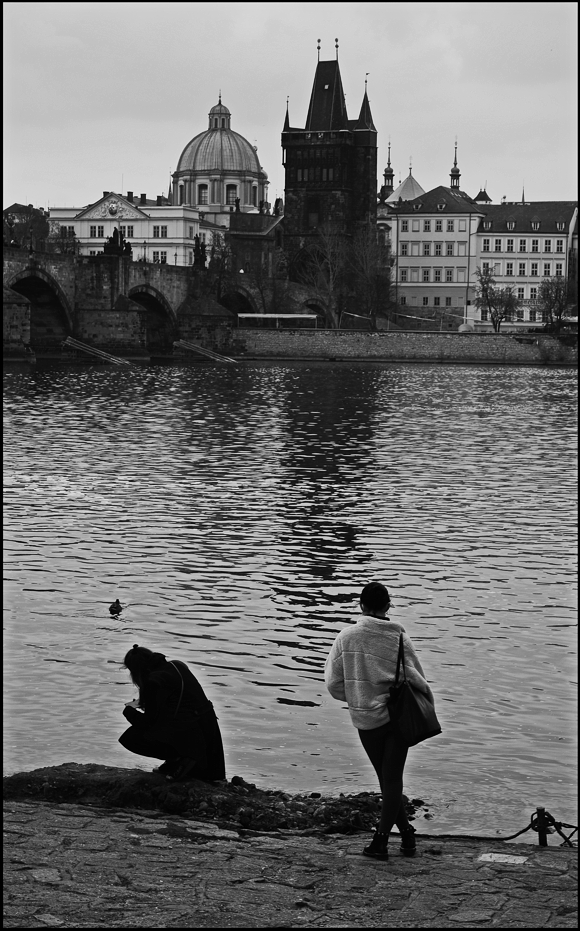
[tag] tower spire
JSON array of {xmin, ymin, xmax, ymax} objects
[
  {"xmin": 450, "ymin": 139, "xmax": 461, "ymax": 189},
  {"xmin": 335, "ymin": 37, "xmax": 339, "ymax": 60},
  {"xmin": 317, "ymin": 38, "xmax": 321, "ymax": 61}
]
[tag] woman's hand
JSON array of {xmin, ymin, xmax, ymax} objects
[{"xmin": 124, "ymin": 699, "xmax": 140, "ymax": 709}]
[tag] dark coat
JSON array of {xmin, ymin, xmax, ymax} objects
[{"xmin": 120, "ymin": 656, "xmax": 225, "ymax": 780}]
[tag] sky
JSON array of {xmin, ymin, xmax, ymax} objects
[{"xmin": 3, "ymin": 1, "xmax": 578, "ymax": 212}]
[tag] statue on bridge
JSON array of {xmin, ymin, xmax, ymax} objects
[
  {"xmin": 103, "ymin": 226, "xmax": 132, "ymax": 257},
  {"xmin": 193, "ymin": 235, "xmax": 207, "ymax": 270}
]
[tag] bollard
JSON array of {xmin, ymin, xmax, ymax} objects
[{"xmin": 536, "ymin": 806, "xmax": 548, "ymax": 846}]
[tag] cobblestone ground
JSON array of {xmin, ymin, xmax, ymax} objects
[{"xmin": 3, "ymin": 800, "xmax": 577, "ymax": 929}]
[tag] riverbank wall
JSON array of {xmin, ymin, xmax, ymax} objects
[{"xmin": 225, "ymin": 328, "xmax": 577, "ymax": 366}]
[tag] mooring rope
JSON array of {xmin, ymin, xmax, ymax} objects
[{"xmin": 468, "ymin": 808, "xmax": 577, "ymax": 847}]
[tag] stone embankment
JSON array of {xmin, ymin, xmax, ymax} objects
[{"xmin": 3, "ymin": 764, "xmax": 578, "ymax": 928}]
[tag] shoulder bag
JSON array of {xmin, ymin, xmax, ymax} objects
[{"xmin": 387, "ymin": 633, "xmax": 442, "ymax": 746}]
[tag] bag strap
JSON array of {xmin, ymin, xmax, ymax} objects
[
  {"xmin": 168, "ymin": 661, "xmax": 185, "ymax": 717},
  {"xmin": 394, "ymin": 632, "xmax": 408, "ymax": 685}
]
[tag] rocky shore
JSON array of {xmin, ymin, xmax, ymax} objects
[
  {"xmin": 3, "ymin": 765, "xmax": 578, "ymax": 929},
  {"xmin": 2, "ymin": 763, "xmax": 427, "ymax": 834}
]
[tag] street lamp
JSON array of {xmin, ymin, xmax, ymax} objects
[{"xmin": 174, "ymin": 251, "xmax": 178, "ymax": 265}]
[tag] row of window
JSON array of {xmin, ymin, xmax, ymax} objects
[
  {"xmin": 480, "ymin": 307, "xmax": 548, "ymax": 322},
  {"xmin": 482, "ymin": 220, "xmax": 566, "ymax": 232},
  {"xmin": 402, "ymin": 218, "xmax": 467, "ymax": 233},
  {"xmin": 89, "ymin": 225, "xmax": 167, "ymax": 239},
  {"xmin": 400, "ymin": 296, "xmax": 455, "ymax": 307},
  {"xmin": 179, "ymin": 184, "xmax": 250, "ymax": 207},
  {"xmin": 482, "ymin": 238, "xmax": 564, "ymax": 253},
  {"xmin": 482, "ymin": 261, "xmax": 563, "ymax": 277},
  {"xmin": 294, "ymin": 167, "xmax": 336, "ymax": 182},
  {"xmin": 401, "ymin": 242, "xmax": 466, "ymax": 257},
  {"xmin": 400, "ymin": 268, "xmax": 466, "ymax": 283}
]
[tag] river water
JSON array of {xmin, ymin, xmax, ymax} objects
[{"xmin": 3, "ymin": 360, "xmax": 577, "ymax": 840}]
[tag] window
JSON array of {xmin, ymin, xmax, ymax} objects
[
  {"xmin": 516, "ymin": 308, "xmax": 524, "ymax": 322},
  {"xmin": 483, "ymin": 238, "xmax": 490, "ymax": 252},
  {"xmin": 435, "ymin": 219, "xmax": 442, "ymax": 232},
  {"xmin": 544, "ymin": 240, "xmax": 551, "ymax": 252},
  {"xmin": 226, "ymin": 185, "xmax": 237, "ymax": 205},
  {"xmin": 424, "ymin": 220, "xmax": 431, "ymax": 232},
  {"xmin": 518, "ymin": 262, "xmax": 526, "ymax": 276},
  {"xmin": 400, "ymin": 296, "xmax": 407, "ymax": 305},
  {"xmin": 483, "ymin": 262, "xmax": 490, "ymax": 273},
  {"xmin": 519, "ymin": 239, "xmax": 527, "ymax": 252},
  {"xmin": 153, "ymin": 251, "xmax": 159, "ymax": 263},
  {"xmin": 160, "ymin": 252, "xmax": 167, "ymax": 264},
  {"xmin": 435, "ymin": 243, "xmax": 442, "ymax": 256},
  {"xmin": 98, "ymin": 226, "xmax": 104, "ymax": 237},
  {"xmin": 556, "ymin": 221, "xmax": 565, "ymax": 231},
  {"xmin": 481, "ymin": 308, "xmax": 488, "ymax": 320},
  {"xmin": 556, "ymin": 239, "xmax": 564, "ymax": 253},
  {"xmin": 459, "ymin": 220, "xmax": 466, "ymax": 232},
  {"xmin": 529, "ymin": 309, "xmax": 536, "ymax": 322},
  {"xmin": 446, "ymin": 243, "xmax": 454, "ymax": 256},
  {"xmin": 189, "ymin": 226, "xmax": 194, "ymax": 239},
  {"xmin": 483, "ymin": 221, "xmax": 492, "ymax": 231},
  {"xmin": 507, "ymin": 221, "xmax": 515, "ymax": 231},
  {"xmin": 423, "ymin": 243, "xmax": 430, "ymax": 256},
  {"xmin": 161, "ymin": 226, "xmax": 167, "ymax": 238},
  {"xmin": 153, "ymin": 226, "xmax": 160, "ymax": 238},
  {"xmin": 422, "ymin": 296, "xmax": 429, "ymax": 305},
  {"xmin": 494, "ymin": 239, "xmax": 502, "ymax": 252},
  {"xmin": 189, "ymin": 252, "xmax": 193, "ymax": 265},
  {"xmin": 530, "ymin": 287, "xmax": 537, "ymax": 300},
  {"xmin": 434, "ymin": 268, "xmax": 442, "ymax": 282},
  {"xmin": 400, "ymin": 269, "xmax": 408, "ymax": 282},
  {"xmin": 447, "ymin": 220, "xmax": 454, "ymax": 232},
  {"xmin": 89, "ymin": 250, "xmax": 96, "ymax": 256},
  {"xmin": 198, "ymin": 184, "xmax": 208, "ymax": 205},
  {"xmin": 422, "ymin": 269, "xmax": 430, "ymax": 282},
  {"xmin": 531, "ymin": 239, "xmax": 539, "ymax": 252},
  {"xmin": 506, "ymin": 262, "xmax": 514, "ymax": 276},
  {"xmin": 555, "ymin": 263, "xmax": 563, "ymax": 277},
  {"xmin": 90, "ymin": 226, "xmax": 97, "ymax": 238},
  {"xmin": 531, "ymin": 263, "xmax": 539, "ymax": 276},
  {"xmin": 518, "ymin": 287, "xmax": 525, "ymax": 300},
  {"xmin": 445, "ymin": 269, "xmax": 453, "ymax": 282},
  {"xmin": 445, "ymin": 297, "xmax": 452, "ymax": 307},
  {"xmin": 401, "ymin": 220, "xmax": 409, "ymax": 232},
  {"xmin": 434, "ymin": 296, "xmax": 440, "ymax": 306},
  {"xmin": 543, "ymin": 263, "xmax": 551, "ymax": 276},
  {"xmin": 303, "ymin": 168, "xmax": 309, "ymax": 181},
  {"xmin": 127, "ymin": 225, "xmax": 133, "ymax": 238},
  {"xmin": 507, "ymin": 239, "xmax": 514, "ymax": 252},
  {"xmin": 412, "ymin": 219, "xmax": 420, "ymax": 231},
  {"xmin": 400, "ymin": 243, "xmax": 408, "ymax": 256},
  {"xmin": 531, "ymin": 221, "xmax": 540, "ymax": 231}
]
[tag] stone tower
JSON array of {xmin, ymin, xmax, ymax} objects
[{"xmin": 281, "ymin": 43, "xmax": 377, "ymax": 262}]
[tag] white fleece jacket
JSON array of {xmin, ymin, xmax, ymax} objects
[{"xmin": 324, "ymin": 615, "xmax": 434, "ymax": 731}]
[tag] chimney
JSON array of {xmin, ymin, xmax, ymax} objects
[
  {"xmin": 156, "ymin": 195, "xmax": 162, "ymax": 206},
  {"xmin": 140, "ymin": 193, "xmax": 147, "ymax": 205},
  {"xmin": 103, "ymin": 191, "xmax": 109, "ymax": 198},
  {"xmin": 127, "ymin": 191, "xmax": 134, "ymax": 203}
]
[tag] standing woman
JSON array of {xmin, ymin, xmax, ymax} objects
[
  {"xmin": 325, "ymin": 582, "xmax": 435, "ymax": 860},
  {"xmin": 119, "ymin": 645, "xmax": 226, "ymax": 782}
]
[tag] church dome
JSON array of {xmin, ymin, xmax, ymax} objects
[
  {"xmin": 177, "ymin": 130, "xmax": 265, "ymax": 176},
  {"xmin": 176, "ymin": 98, "xmax": 266, "ymax": 178}
]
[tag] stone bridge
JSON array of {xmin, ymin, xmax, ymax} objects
[{"xmin": 3, "ymin": 249, "xmax": 293, "ymax": 357}]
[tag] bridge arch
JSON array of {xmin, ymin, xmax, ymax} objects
[
  {"xmin": 128, "ymin": 285, "xmax": 177, "ymax": 353},
  {"xmin": 6, "ymin": 268, "xmax": 74, "ymax": 351},
  {"xmin": 219, "ymin": 286, "xmax": 258, "ymax": 315}
]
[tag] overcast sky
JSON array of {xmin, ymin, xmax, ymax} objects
[{"xmin": 3, "ymin": 1, "xmax": 578, "ymax": 211}]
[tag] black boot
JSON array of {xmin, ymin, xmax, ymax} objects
[
  {"xmin": 363, "ymin": 830, "xmax": 389, "ymax": 860},
  {"xmin": 399, "ymin": 824, "xmax": 416, "ymax": 857}
]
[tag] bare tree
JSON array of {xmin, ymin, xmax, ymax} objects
[
  {"xmin": 473, "ymin": 266, "xmax": 521, "ymax": 333},
  {"xmin": 537, "ymin": 276, "xmax": 572, "ymax": 332},
  {"xmin": 295, "ymin": 223, "xmax": 347, "ymax": 328},
  {"xmin": 347, "ymin": 223, "xmax": 394, "ymax": 329}
]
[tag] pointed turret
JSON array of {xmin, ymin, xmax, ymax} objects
[
  {"xmin": 355, "ymin": 90, "xmax": 376, "ymax": 131},
  {"xmin": 283, "ymin": 99, "xmax": 290, "ymax": 132},
  {"xmin": 450, "ymin": 142, "xmax": 461, "ymax": 189}
]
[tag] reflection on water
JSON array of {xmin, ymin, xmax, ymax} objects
[{"xmin": 3, "ymin": 361, "xmax": 577, "ymax": 837}]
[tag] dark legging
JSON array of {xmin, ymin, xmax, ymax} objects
[{"xmin": 359, "ymin": 721, "xmax": 412, "ymax": 836}]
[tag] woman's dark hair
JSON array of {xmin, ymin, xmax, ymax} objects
[
  {"xmin": 123, "ymin": 645, "xmax": 166, "ymax": 695},
  {"xmin": 360, "ymin": 582, "xmax": 391, "ymax": 613}
]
